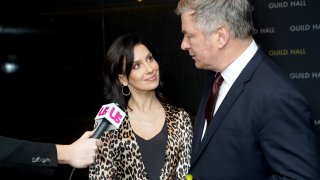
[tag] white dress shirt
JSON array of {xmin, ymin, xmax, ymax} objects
[{"xmin": 201, "ymin": 40, "xmax": 259, "ymax": 140}]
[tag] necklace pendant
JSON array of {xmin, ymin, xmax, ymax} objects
[{"xmin": 139, "ymin": 122, "xmax": 153, "ymax": 126}]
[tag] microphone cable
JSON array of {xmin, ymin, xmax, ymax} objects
[{"xmin": 69, "ymin": 168, "xmax": 76, "ymax": 180}]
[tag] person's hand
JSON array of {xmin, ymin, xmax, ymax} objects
[{"xmin": 56, "ymin": 131, "xmax": 102, "ymax": 168}]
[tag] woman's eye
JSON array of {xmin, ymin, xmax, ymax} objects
[{"xmin": 133, "ymin": 64, "xmax": 139, "ymax": 69}]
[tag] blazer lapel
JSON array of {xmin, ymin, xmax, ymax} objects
[
  {"xmin": 192, "ymin": 80, "xmax": 245, "ymax": 163},
  {"xmin": 191, "ymin": 49, "xmax": 264, "ymax": 166},
  {"xmin": 191, "ymin": 72, "xmax": 214, "ymax": 159}
]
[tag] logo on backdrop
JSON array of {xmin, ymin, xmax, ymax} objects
[
  {"xmin": 290, "ymin": 72, "xmax": 320, "ymax": 79},
  {"xmin": 268, "ymin": 1, "xmax": 307, "ymax": 9},
  {"xmin": 289, "ymin": 24, "xmax": 320, "ymax": 32},
  {"xmin": 268, "ymin": 49, "xmax": 306, "ymax": 56}
]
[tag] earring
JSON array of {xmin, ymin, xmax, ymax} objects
[{"xmin": 122, "ymin": 85, "xmax": 131, "ymax": 96}]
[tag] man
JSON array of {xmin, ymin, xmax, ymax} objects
[
  {"xmin": 0, "ymin": 131, "xmax": 101, "ymax": 176},
  {"xmin": 175, "ymin": 0, "xmax": 320, "ymax": 179}
]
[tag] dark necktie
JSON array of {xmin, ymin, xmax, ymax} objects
[{"xmin": 205, "ymin": 72, "xmax": 224, "ymax": 124}]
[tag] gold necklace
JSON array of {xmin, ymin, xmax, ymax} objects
[{"xmin": 130, "ymin": 108, "xmax": 161, "ymax": 127}]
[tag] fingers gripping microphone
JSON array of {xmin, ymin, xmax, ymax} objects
[
  {"xmin": 69, "ymin": 100, "xmax": 126, "ymax": 180},
  {"xmin": 91, "ymin": 98, "xmax": 126, "ymax": 139}
]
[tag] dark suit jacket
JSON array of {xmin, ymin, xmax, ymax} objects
[
  {"xmin": 189, "ymin": 49, "xmax": 320, "ymax": 179},
  {"xmin": 0, "ymin": 135, "xmax": 58, "ymax": 176}
]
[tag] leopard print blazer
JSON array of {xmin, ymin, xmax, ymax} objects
[{"xmin": 88, "ymin": 101, "xmax": 193, "ymax": 180}]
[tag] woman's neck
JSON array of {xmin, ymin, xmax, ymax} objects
[{"xmin": 128, "ymin": 95, "xmax": 161, "ymax": 113}]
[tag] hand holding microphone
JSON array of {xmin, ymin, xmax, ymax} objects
[
  {"xmin": 68, "ymin": 98, "xmax": 126, "ymax": 180},
  {"xmin": 56, "ymin": 131, "xmax": 102, "ymax": 168},
  {"xmin": 68, "ymin": 98, "xmax": 125, "ymax": 169},
  {"xmin": 68, "ymin": 98, "xmax": 126, "ymax": 169}
]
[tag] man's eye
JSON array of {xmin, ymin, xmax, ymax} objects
[{"xmin": 147, "ymin": 56, "xmax": 154, "ymax": 61}]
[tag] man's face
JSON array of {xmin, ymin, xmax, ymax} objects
[{"xmin": 180, "ymin": 12, "xmax": 217, "ymax": 70}]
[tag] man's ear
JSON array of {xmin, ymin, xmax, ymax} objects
[
  {"xmin": 118, "ymin": 74, "xmax": 128, "ymax": 86},
  {"xmin": 215, "ymin": 25, "xmax": 230, "ymax": 48}
]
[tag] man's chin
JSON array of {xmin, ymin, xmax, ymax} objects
[{"xmin": 194, "ymin": 62, "xmax": 202, "ymax": 69}]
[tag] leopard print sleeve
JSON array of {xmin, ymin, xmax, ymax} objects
[
  {"xmin": 175, "ymin": 109, "xmax": 193, "ymax": 179},
  {"xmin": 88, "ymin": 122, "xmax": 124, "ymax": 179},
  {"xmin": 161, "ymin": 102, "xmax": 193, "ymax": 180}
]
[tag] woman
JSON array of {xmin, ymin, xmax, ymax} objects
[{"xmin": 89, "ymin": 34, "xmax": 193, "ymax": 180}]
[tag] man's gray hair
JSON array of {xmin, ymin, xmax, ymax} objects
[{"xmin": 175, "ymin": 0, "xmax": 254, "ymax": 38}]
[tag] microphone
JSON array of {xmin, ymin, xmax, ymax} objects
[
  {"xmin": 91, "ymin": 98, "xmax": 126, "ymax": 139},
  {"xmin": 69, "ymin": 98, "xmax": 126, "ymax": 180}
]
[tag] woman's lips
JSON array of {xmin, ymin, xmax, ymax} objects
[{"xmin": 145, "ymin": 74, "xmax": 157, "ymax": 81}]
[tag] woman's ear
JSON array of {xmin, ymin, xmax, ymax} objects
[{"xmin": 118, "ymin": 74, "xmax": 128, "ymax": 86}]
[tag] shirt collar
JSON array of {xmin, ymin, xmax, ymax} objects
[{"xmin": 221, "ymin": 40, "xmax": 258, "ymax": 86}]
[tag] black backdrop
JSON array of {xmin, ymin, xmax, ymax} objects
[
  {"xmin": 252, "ymin": 0, "xmax": 320, "ymax": 135},
  {"xmin": 0, "ymin": 0, "xmax": 319, "ymax": 179}
]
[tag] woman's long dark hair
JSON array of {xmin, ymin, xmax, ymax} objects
[{"xmin": 102, "ymin": 34, "xmax": 164, "ymax": 107}]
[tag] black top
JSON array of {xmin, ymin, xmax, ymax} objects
[{"xmin": 135, "ymin": 122, "xmax": 168, "ymax": 180}]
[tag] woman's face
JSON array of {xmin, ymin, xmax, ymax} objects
[{"xmin": 127, "ymin": 44, "xmax": 160, "ymax": 94}]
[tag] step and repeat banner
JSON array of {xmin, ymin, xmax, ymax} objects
[{"xmin": 252, "ymin": 0, "xmax": 320, "ymax": 131}]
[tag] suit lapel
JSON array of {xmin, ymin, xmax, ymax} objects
[
  {"xmin": 191, "ymin": 72, "xmax": 214, "ymax": 159},
  {"xmin": 191, "ymin": 49, "xmax": 264, "ymax": 166},
  {"xmin": 192, "ymin": 79, "xmax": 245, "ymax": 163}
]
